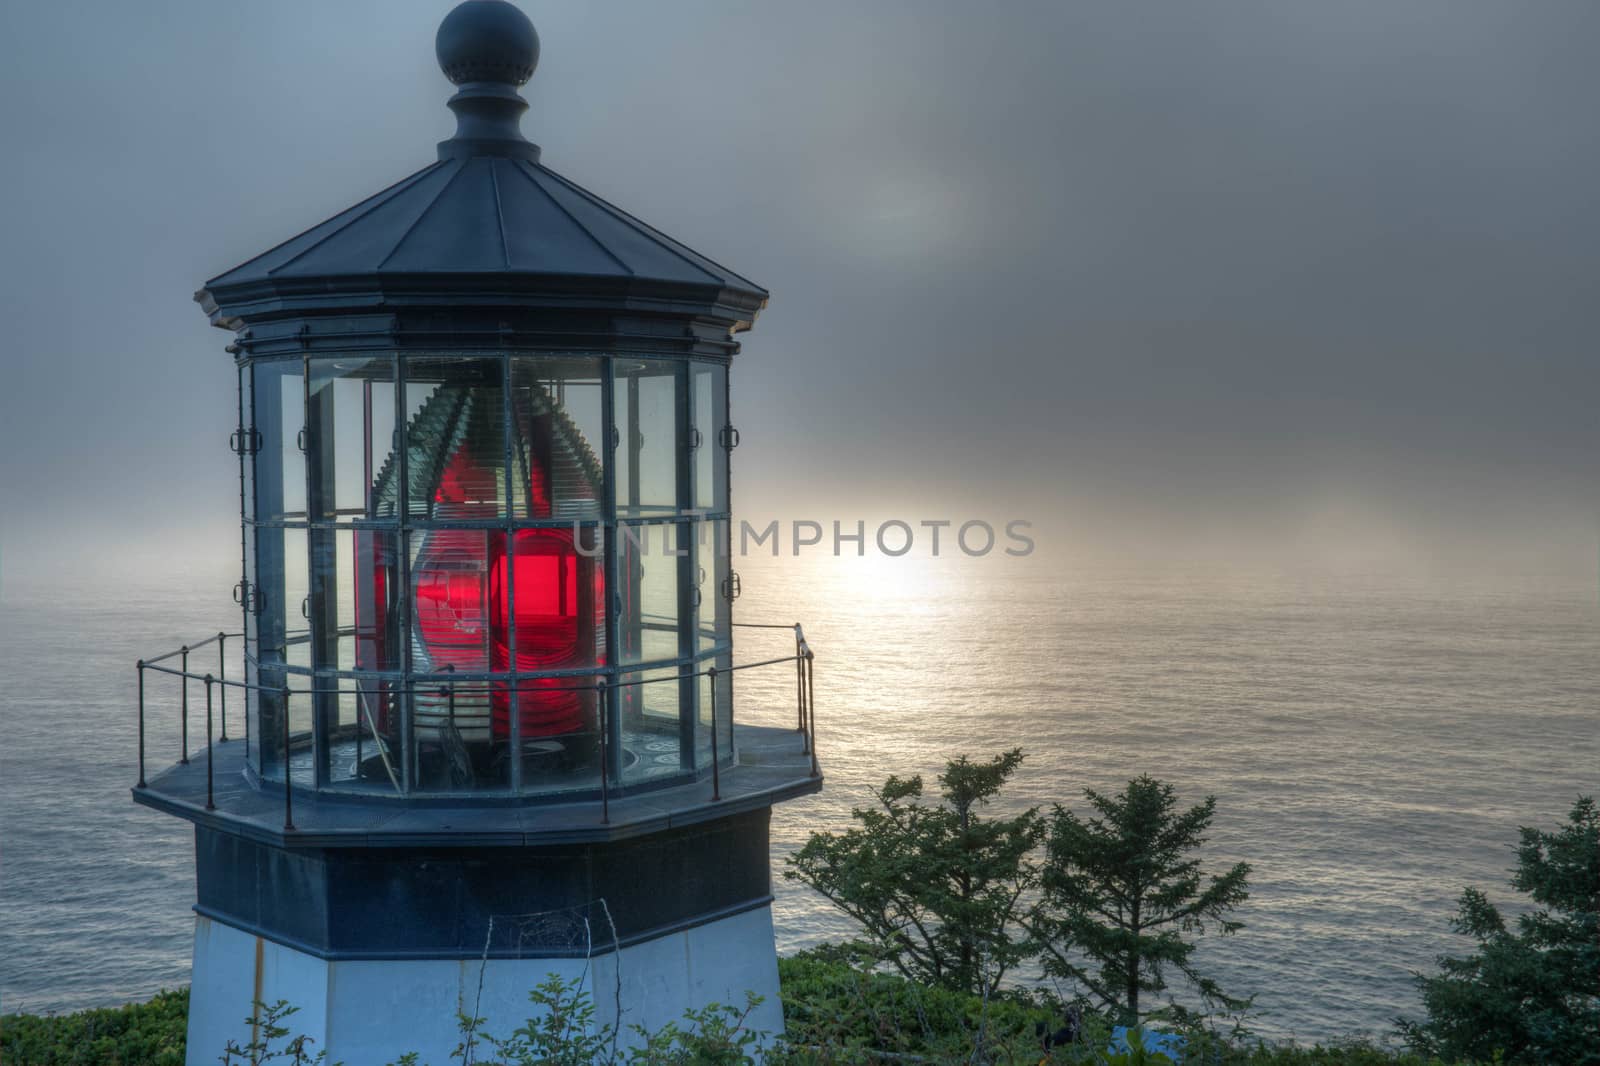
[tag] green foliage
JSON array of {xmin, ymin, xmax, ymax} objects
[
  {"xmin": 1398, "ymin": 795, "xmax": 1600, "ymax": 1064},
  {"xmin": 776, "ymin": 945, "xmax": 1090, "ymax": 1063},
  {"xmin": 627, "ymin": 997, "xmax": 766, "ymax": 1066},
  {"xmin": 1034, "ymin": 774, "xmax": 1253, "ymax": 1024},
  {"xmin": 785, "ymin": 749, "xmax": 1045, "ymax": 997},
  {"xmin": 464, "ymin": 972, "xmax": 616, "ymax": 1065},
  {"xmin": 449, "ymin": 972, "xmax": 768, "ymax": 1066},
  {"xmin": 0, "ymin": 961, "xmax": 1502, "ymax": 1066},
  {"xmin": 0, "ymin": 989, "xmax": 188, "ymax": 1066},
  {"xmin": 777, "ymin": 951, "xmax": 1483, "ymax": 1066},
  {"xmin": 220, "ymin": 1000, "xmax": 337, "ymax": 1066}
]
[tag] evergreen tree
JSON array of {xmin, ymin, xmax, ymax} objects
[
  {"xmin": 786, "ymin": 749, "xmax": 1044, "ymax": 997},
  {"xmin": 1399, "ymin": 795, "xmax": 1600, "ymax": 1063},
  {"xmin": 1033, "ymin": 775, "xmax": 1251, "ymax": 1023}
]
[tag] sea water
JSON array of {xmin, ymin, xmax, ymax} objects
[{"xmin": 1, "ymin": 555, "xmax": 1595, "ymax": 1044}]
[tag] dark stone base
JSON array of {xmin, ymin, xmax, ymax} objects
[{"xmin": 194, "ymin": 807, "xmax": 772, "ymax": 959}]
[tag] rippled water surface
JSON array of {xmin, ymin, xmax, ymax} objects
[{"xmin": 2, "ymin": 557, "xmax": 1596, "ymax": 1043}]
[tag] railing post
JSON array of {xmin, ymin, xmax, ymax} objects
[
  {"xmin": 806, "ymin": 650, "xmax": 819, "ymax": 777},
  {"xmin": 204, "ymin": 675, "xmax": 216, "ymax": 811},
  {"xmin": 798, "ymin": 648, "xmax": 810, "ymax": 756},
  {"xmin": 217, "ymin": 633, "xmax": 229, "ymax": 742},
  {"xmin": 794, "ymin": 626, "xmax": 804, "ymax": 733},
  {"xmin": 708, "ymin": 667, "xmax": 721, "ymax": 802},
  {"xmin": 136, "ymin": 661, "xmax": 147, "ymax": 788},
  {"xmin": 282, "ymin": 685, "xmax": 296, "ymax": 831},
  {"xmin": 355, "ymin": 683, "xmax": 365, "ymax": 770},
  {"xmin": 179, "ymin": 645, "xmax": 190, "ymax": 764},
  {"xmin": 596, "ymin": 681, "xmax": 610, "ymax": 825}
]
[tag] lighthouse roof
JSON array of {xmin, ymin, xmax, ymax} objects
[{"xmin": 196, "ymin": 0, "xmax": 766, "ymax": 332}]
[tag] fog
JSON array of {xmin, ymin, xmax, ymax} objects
[{"xmin": 1, "ymin": 1, "xmax": 1595, "ymax": 585}]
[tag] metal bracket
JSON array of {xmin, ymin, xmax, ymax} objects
[
  {"xmin": 233, "ymin": 580, "xmax": 263, "ymax": 615},
  {"xmin": 230, "ymin": 427, "xmax": 263, "ymax": 456},
  {"xmin": 721, "ymin": 571, "xmax": 742, "ymax": 602},
  {"xmin": 719, "ymin": 425, "xmax": 740, "ymax": 450}
]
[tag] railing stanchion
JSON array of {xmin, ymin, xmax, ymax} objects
[
  {"xmin": 596, "ymin": 681, "xmax": 610, "ymax": 825},
  {"xmin": 217, "ymin": 633, "xmax": 229, "ymax": 742},
  {"xmin": 794, "ymin": 626, "xmax": 804, "ymax": 733},
  {"xmin": 136, "ymin": 662, "xmax": 147, "ymax": 788},
  {"xmin": 708, "ymin": 667, "xmax": 721, "ymax": 802},
  {"xmin": 798, "ymin": 649, "xmax": 810, "ymax": 755},
  {"xmin": 282, "ymin": 685, "xmax": 296, "ymax": 831},
  {"xmin": 806, "ymin": 650, "xmax": 819, "ymax": 777},
  {"xmin": 179, "ymin": 645, "xmax": 190, "ymax": 764},
  {"xmin": 204, "ymin": 675, "xmax": 217, "ymax": 811},
  {"xmin": 355, "ymin": 683, "xmax": 364, "ymax": 771}
]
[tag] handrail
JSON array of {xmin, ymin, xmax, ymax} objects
[{"xmin": 135, "ymin": 620, "xmax": 818, "ymax": 828}]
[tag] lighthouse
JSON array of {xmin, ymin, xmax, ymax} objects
[{"xmin": 131, "ymin": 3, "xmax": 820, "ymax": 1061}]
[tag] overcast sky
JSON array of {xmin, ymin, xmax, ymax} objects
[{"xmin": 0, "ymin": 1, "xmax": 1594, "ymax": 580}]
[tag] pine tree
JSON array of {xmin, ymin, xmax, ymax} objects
[
  {"xmin": 1399, "ymin": 795, "xmax": 1600, "ymax": 1062},
  {"xmin": 785, "ymin": 749, "xmax": 1044, "ymax": 997},
  {"xmin": 1033, "ymin": 775, "xmax": 1251, "ymax": 1023}
]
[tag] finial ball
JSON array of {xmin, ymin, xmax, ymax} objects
[{"xmin": 436, "ymin": 1, "xmax": 540, "ymax": 87}]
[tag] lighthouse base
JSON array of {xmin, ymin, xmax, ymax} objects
[{"xmin": 184, "ymin": 904, "xmax": 784, "ymax": 1065}]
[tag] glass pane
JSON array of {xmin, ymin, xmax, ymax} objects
[
  {"xmin": 281, "ymin": 687, "xmax": 312, "ymax": 790},
  {"xmin": 618, "ymin": 522, "xmax": 683, "ymax": 666},
  {"xmin": 407, "ymin": 674, "xmax": 506, "ymax": 793},
  {"xmin": 239, "ymin": 364, "xmax": 255, "ymax": 523},
  {"xmin": 691, "ymin": 363, "xmax": 727, "ymax": 513},
  {"xmin": 308, "ymin": 357, "xmax": 397, "ymax": 522},
  {"xmin": 408, "ymin": 528, "xmax": 497, "ymax": 677},
  {"xmin": 401, "ymin": 356, "xmax": 508, "ymax": 519},
  {"xmin": 694, "ymin": 652, "xmax": 732, "ymax": 770},
  {"xmin": 252, "ymin": 359, "xmax": 304, "ymax": 521},
  {"xmin": 242, "ymin": 497, "xmax": 258, "ymax": 649},
  {"xmin": 509, "ymin": 356, "xmax": 604, "ymax": 520},
  {"xmin": 350, "ymin": 529, "xmax": 403, "ymax": 674},
  {"xmin": 406, "ymin": 527, "xmax": 509, "ymax": 793},
  {"xmin": 251, "ymin": 664, "xmax": 286, "ymax": 783},
  {"xmin": 507, "ymin": 526, "xmax": 606, "ymax": 672},
  {"xmin": 282, "ymin": 528, "xmax": 311, "ymax": 675},
  {"xmin": 326, "ymin": 677, "xmax": 404, "ymax": 794},
  {"xmin": 618, "ymin": 666, "xmax": 688, "ymax": 784},
  {"xmin": 695, "ymin": 520, "xmax": 729, "ymax": 654},
  {"xmin": 512, "ymin": 671, "xmax": 602, "ymax": 795},
  {"xmin": 252, "ymin": 523, "xmax": 288, "ymax": 782},
  {"xmin": 614, "ymin": 360, "xmax": 682, "ymax": 516}
]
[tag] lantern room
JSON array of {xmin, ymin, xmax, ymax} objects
[{"xmin": 241, "ymin": 346, "xmax": 734, "ymax": 797}]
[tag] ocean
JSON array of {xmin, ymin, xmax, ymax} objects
[{"xmin": 1, "ymin": 553, "xmax": 1596, "ymax": 1044}]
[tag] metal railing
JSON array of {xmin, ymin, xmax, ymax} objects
[{"xmin": 136, "ymin": 624, "xmax": 816, "ymax": 831}]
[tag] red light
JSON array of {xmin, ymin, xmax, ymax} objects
[{"xmin": 357, "ymin": 386, "xmax": 603, "ymax": 745}]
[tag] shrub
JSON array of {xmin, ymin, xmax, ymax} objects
[{"xmin": 0, "ymin": 988, "xmax": 188, "ymax": 1066}]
